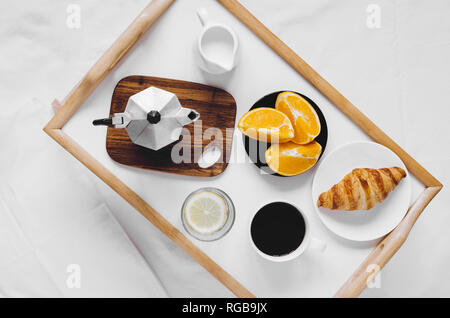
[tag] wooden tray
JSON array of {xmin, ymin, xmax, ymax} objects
[
  {"xmin": 106, "ymin": 76, "xmax": 236, "ymax": 177},
  {"xmin": 44, "ymin": 0, "xmax": 442, "ymax": 298}
]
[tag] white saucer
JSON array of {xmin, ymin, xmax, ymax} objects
[{"xmin": 311, "ymin": 141, "xmax": 412, "ymax": 241}]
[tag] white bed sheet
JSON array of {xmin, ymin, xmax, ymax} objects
[
  {"xmin": 1, "ymin": 0, "xmax": 449, "ymax": 297},
  {"xmin": 0, "ymin": 99, "xmax": 168, "ymax": 297}
]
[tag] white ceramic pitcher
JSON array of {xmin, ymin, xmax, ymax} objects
[{"xmin": 195, "ymin": 8, "xmax": 239, "ymax": 74}]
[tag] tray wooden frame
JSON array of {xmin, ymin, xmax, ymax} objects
[{"xmin": 44, "ymin": 0, "xmax": 442, "ymax": 298}]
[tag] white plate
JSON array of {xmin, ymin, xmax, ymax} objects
[{"xmin": 311, "ymin": 141, "xmax": 412, "ymax": 241}]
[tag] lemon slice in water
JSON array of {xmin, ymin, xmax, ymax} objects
[{"xmin": 183, "ymin": 190, "xmax": 228, "ymax": 234}]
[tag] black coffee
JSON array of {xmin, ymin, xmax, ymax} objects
[{"xmin": 251, "ymin": 202, "xmax": 306, "ymax": 257}]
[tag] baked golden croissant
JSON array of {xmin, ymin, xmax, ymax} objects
[{"xmin": 317, "ymin": 167, "xmax": 406, "ymax": 210}]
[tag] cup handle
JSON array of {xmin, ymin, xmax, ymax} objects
[
  {"xmin": 197, "ymin": 8, "xmax": 209, "ymax": 27},
  {"xmin": 309, "ymin": 237, "xmax": 327, "ymax": 253}
]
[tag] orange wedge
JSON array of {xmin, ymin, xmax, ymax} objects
[
  {"xmin": 275, "ymin": 92, "xmax": 321, "ymax": 144},
  {"xmin": 238, "ymin": 107, "xmax": 294, "ymax": 143},
  {"xmin": 265, "ymin": 141, "xmax": 322, "ymax": 176}
]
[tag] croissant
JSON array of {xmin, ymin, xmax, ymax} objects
[{"xmin": 317, "ymin": 167, "xmax": 406, "ymax": 210}]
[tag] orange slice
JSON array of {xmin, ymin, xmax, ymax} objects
[
  {"xmin": 275, "ymin": 92, "xmax": 321, "ymax": 144},
  {"xmin": 238, "ymin": 107, "xmax": 294, "ymax": 143},
  {"xmin": 265, "ymin": 141, "xmax": 322, "ymax": 176}
]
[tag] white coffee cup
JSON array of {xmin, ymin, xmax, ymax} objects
[
  {"xmin": 249, "ymin": 202, "xmax": 327, "ymax": 262},
  {"xmin": 195, "ymin": 8, "xmax": 239, "ymax": 74}
]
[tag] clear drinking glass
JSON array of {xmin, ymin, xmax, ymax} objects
[{"xmin": 181, "ymin": 187, "xmax": 235, "ymax": 241}]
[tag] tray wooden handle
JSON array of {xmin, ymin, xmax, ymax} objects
[
  {"xmin": 43, "ymin": 0, "xmax": 442, "ymax": 298},
  {"xmin": 334, "ymin": 185, "xmax": 441, "ymax": 297},
  {"xmin": 218, "ymin": 0, "xmax": 443, "ymax": 297},
  {"xmin": 46, "ymin": 0, "xmax": 176, "ymax": 130},
  {"xmin": 45, "ymin": 0, "xmax": 254, "ymax": 298},
  {"xmin": 217, "ymin": 0, "xmax": 440, "ymax": 188}
]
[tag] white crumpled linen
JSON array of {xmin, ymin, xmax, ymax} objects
[
  {"xmin": 1, "ymin": 0, "xmax": 450, "ymax": 297},
  {"xmin": 0, "ymin": 99, "xmax": 168, "ymax": 297},
  {"xmin": 0, "ymin": 0, "xmax": 233, "ymax": 297}
]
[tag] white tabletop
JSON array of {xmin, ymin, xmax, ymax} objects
[{"xmin": 3, "ymin": 0, "xmax": 450, "ymax": 297}]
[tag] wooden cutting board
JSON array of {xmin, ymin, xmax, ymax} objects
[{"xmin": 105, "ymin": 76, "xmax": 237, "ymax": 177}]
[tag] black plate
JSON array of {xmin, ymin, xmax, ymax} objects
[{"xmin": 243, "ymin": 91, "xmax": 328, "ymax": 176}]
